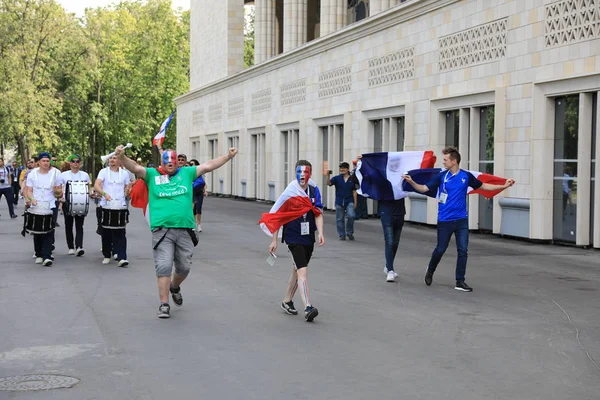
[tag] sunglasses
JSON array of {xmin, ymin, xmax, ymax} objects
[{"xmin": 71, "ymin": 160, "xmax": 81, "ymax": 163}]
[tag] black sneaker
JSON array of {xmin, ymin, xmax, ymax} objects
[
  {"xmin": 158, "ymin": 303, "xmax": 171, "ymax": 318},
  {"xmin": 339, "ymin": 236, "xmax": 346, "ymax": 241},
  {"xmin": 347, "ymin": 234, "xmax": 354, "ymax": 241},
  {"xmin": 425, "ymin": 270, "xmax": 434, "ymax": 286},
  {"xmin": 304, "ymin": 306, "xmax": 319, "ymax": 322},
  {"xmin": 170, "ymin": 286, "xmax": 183, "ymax": 306},
  {"xmin": 455, "ymin": 281, "xmax": 473, "ymax": 292},
  {"xmin": 281, "ymin": 301, "xmax": 298, "ymax": 315}
]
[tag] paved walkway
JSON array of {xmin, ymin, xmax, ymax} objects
[{"xmin": 0, "ymin": 196, "xmax": 598, "ymax": 399}]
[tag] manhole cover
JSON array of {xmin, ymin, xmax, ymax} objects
[{"xmin": 0, "ymin": 375, "xmax": 80, "ymax": 391}]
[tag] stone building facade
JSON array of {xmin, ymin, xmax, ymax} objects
[{"xmin": 176, "ymin": 0, "xmax": 600, "ymax": 248}]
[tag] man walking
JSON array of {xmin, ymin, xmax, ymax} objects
[
  {"xmin": 59, "ymin": 154, "xmax": 91, "ymax": 256},
  {"xmin": 327, "ymin": 162, "xmax": 356, "ymax": 240},
  {"xmin": 11, "ymin": 161, "xmax": 24, "ymax": 206},
  {"xmin": 403, "ymin": 147, "xmax": 514, "ymax": 291},
  {"xmin": 24, "ymin": 152, "xmax": 62, "ymax": 266},
  {"xmin": 267, "ymin": 160, "xmax": 324, "ymax": 322},
  {"xmin": 0, "ymin": 158, "xmax": 18, "ymax": 218},
  {"xmin": 116, "ymin": 144, "xmax": 238, "ymax": 319}
]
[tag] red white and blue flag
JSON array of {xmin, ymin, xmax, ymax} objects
[
  {"xmin": 259, "ymin": 180, "xmax": 322, "ymax": 236},
  {"xmin": 355, "ymin": 151, "xmax": 437, "ymax": 200},
  {"xmin": 401, "ymin": 168, "xmax": 508, "ymax": 199},
  {"xmin": 153, "ymin": 112, "xmax": 175, "ymax": 148}
]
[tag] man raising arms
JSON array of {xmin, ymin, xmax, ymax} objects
[
  {"xmin": 116, "ymin": 144, "xmax": 238, "ymax": 319},
  {"xmin": 403, "ymin": 147, "xmax": 514, "ymax": 292}
]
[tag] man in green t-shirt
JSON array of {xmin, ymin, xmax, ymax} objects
[{"xmin": 116, "ymin": 144, "xmax": 238, "ymax": 319}]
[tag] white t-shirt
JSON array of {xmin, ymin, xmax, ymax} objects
[
  {"xmin": 0, "ymin": 166, "xmax": 11, "ymax": 189},
  {"xmin": 59, "ymin": 170, "xmax": 91, "ymax": 185},
  {"xmin": 26, "ymin": 167, "xmax": 60, "ymax": 211},
  {"xmin": 97, "ymin": 167, "xmax": 130, "ymax": 208}
]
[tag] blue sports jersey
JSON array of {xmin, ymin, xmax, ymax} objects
[{"xmin": 425, "ymin": 169, "xmax": 482, "ymax": 222}]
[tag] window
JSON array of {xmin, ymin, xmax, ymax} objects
[
  {"xmin": 227, "ymin": 135, "xmax": 239, "ymax": 196},
  {"xmin": 282, "ymin": 129, "xmax": 299, "ymax": 183},
  {"xmin": 445, "ymin": 110, "xmax": 460, "ymax": 147},
  {"xmin": 553, "ymin": 95, "xmax": 579, "ymax": 242},
  {"xmin": 478, "ymin": 106, "xmax": 495, "ymax": 231},
  {"xmin": 251, "ymin": 133, "xmax": 266, "ymax": 199}
]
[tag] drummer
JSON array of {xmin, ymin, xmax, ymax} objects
[
  {"xmin": 94, "ymin": 154, "xmax": 131, "ymax": 267},
  {"xmin": 59, "ymin": 154, "xmax": 91, "ymax": 256},
  {"xmin": 23, "ymin": 152, "xmax": 63, "ymax": 266}
]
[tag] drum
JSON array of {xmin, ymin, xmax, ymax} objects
[
  {"xmin": 65, "ymin": 181, "xmax": 89, "ymax": 217},
  {"xmin": 100, "ymin": 208, "xmax": 129, "ymax": 229},
  {"xmin": 25, "ymin": 210, "xmax": 54, "ymax": 234}
]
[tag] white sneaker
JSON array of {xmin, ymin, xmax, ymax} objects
[
  {"xmin": 118, "ymin": 259, "xmax": 129, "ymax": 268},
  {"xmin": 43, "ymin": 259, "xmax": 53, "ymax": 267},
  {"xmin": 196, "ymin": 224, "xmax": 202, "ymax": 232},
  {"xmin": 35, "ymin": 257, "xmax": 43, "ymax": 264},
  {"xmin": 113, "ymin": 254, "xmax": 118, "ymax": 260},
  {"xmin": 68, "ymin": 249, "xmax": 75, "ymax": 255},
  {"xmin": 102, "ymin": 258, "xmax": 111, "ymax": 264},
  {"xmin": 76, "ymin": 247, "xmax": 85, "ymax": 256},
  {"xmin": 32, "ymin": 253, "xmax": 36, "ymax": 258},
  {"xmin": 386, "ymin": 271, "xmax": 396, "ymax": 282},
  {"xmin": 384, "ymin": 267, "xmax": 399, "ymax": 278}
]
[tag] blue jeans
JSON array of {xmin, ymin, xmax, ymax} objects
[
  {"xmin": 381, "ymin": 214, "xmax": 404, "ymax": 271},
  {"xmin": 427, "ymin": 218, "xmax": 469, "ymax": 281},
  {"xmin": 335, "ymin": 203, "xmax": 355, "ymax": 237}
]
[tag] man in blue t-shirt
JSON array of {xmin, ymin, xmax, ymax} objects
[
  {"xmin": 269, "ymin": 160, "xmax": 325, "ymax": 322},
  {"xmin": 327, "ymin": 162, "xmax": 357, "ymax": 240},
  {"xmin": 403, "ymin": 147, "xmax": 514, "ymax": 292}
]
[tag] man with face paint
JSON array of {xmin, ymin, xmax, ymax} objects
[
  {"xmin": 269, "ymin": 160, "xmax": 325, "ymax": 322},
  {"xmin": 116, "ymin": 144, "xmax": 238, "ymax": 319}
]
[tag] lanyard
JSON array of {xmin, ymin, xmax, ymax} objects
[{"xmin": 442, "ymin": 170, "xmax": 456, "ymax": 193}]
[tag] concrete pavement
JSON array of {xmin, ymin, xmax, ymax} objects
[{"xmin": 0, "ymin": 196, "xmax": 599, "ymax": 400}]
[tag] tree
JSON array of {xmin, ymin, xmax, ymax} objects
[{"xmin": 244, "ymin": 5, "xmax": 254, "ymax": 68}]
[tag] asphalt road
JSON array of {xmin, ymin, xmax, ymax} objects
[{"xmin": 0, "ymin": 196, "xmax": 599, "ymax": 400}]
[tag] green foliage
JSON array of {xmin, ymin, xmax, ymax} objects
[
  {"xmin": 244, "ymin": 6, "xmax": 254, "ymax": 68},
  {"xmin": 0, "ymin": 0, "xmax": 190, "ymax": 174}
]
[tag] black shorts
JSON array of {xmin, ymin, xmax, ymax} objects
[{"xmin": 287, "ymin": 243, "xmax": 314, "ymax": 269}]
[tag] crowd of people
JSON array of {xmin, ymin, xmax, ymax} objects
[{"xmin": 1, "ymin": 145, "xmax": 514, "ymax": 321}]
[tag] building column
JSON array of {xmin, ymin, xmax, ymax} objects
[
  {"xmin": 370, "ymin": 0, "xmax": 393, "ymax": 16},
  {"xmin": 284, "ymin": 0, "xmax": 307, "ymax": 52},
  {"xmin": 594, "ymin": 91, "xmax": 600, "ymax": 249},
  {"xmin": 576, "ymin": 93, "xmax": 593, "ymax": 246},
  {"xmin": 255, "ymin": 0, "xmax": 275, "ymax": 63},
  {"xmin": 320, "ymin": 0, "xmax": 344, "ymax": 36}
]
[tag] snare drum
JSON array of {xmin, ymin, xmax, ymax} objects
[
  {"xmin": 100, "ymin": 208, "xmax": 129, "ymax": 229},
  {"xmin": 65, "ymin": 181, "xmax": 89, "ymax": 217},
  {"xmin": 25, "ymin": 210, "xmax": 54, "ymax": 234}
]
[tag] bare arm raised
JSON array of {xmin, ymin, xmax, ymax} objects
[
  {"xmin": 115, "ymin": 145, "xmax": 146, "ymax": 179},
  {"xmin": 196, "ymin": 148, "xmax": 238, "ymax": 178}
]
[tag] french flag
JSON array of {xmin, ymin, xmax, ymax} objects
[
  {"xmin": 355, "ymin": 151, "xmax": 436, "ymax": 200},
  {"xmin": 153, "ymin": 112, "xmax": 174, "ymax": 148},
  {"xmin": 401, "ymin": 168, "xmax": 508, "ymax": 199},
  {"xmin": 259, "ymin": 180, "xmax": 322, "ymax": 236}
]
